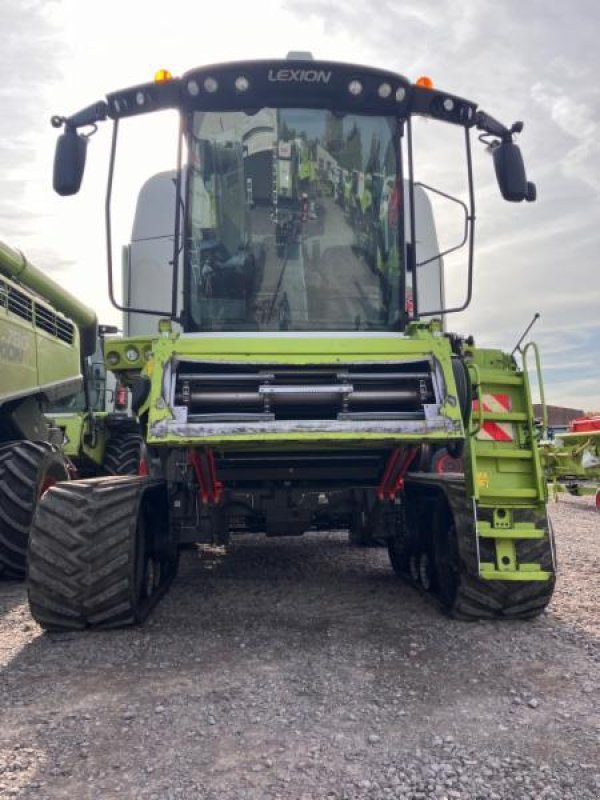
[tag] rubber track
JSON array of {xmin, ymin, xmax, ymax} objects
[
  {"xmin": 27, "ymin": 476, "xmax": 167, "ymax": 631},
  {"xmin": 399, "ymin": 475, "xmax": 556, "ymax": 621},
  {"xmin": 103, "ymin": 432, "xmax": 143, "ymax": 476},
  {"xmin": 444, "ymin": 479, "xmax": 555, "ymax": 620},
  {"xmin": 0, "ymin": 441, "xmax": 68, "ymax": 578}
]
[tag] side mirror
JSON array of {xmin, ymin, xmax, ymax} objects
[
  {"xmin": 493, "ymin": 141, "xmax": 535, "ymax": 203},
  {"xmin": 53, "ymin": 128, "xmax": 87, "ymax": 196}
]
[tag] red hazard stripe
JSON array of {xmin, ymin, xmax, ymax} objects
[
  {"xmin": 481, "ymin": 421, "xmax": 514, "ymax": 442},
  {"xmin": 473, "ymin": 394, "xmax": 514, "ymax": 442}
]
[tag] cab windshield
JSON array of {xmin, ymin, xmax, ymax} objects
[{"xmin": 186, "ymin": 108, "xmax": 404, "ymax": 332}]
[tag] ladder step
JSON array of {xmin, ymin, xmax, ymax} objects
[
  {"xmin": 480, "ymin": 411, "xmax": 528, "ymax": 423},
  {"xmin": 475, "ymin": 447, "xmax": 533, "ymax": 460},
  {"xmin": 478, "ymin": 371, "xmax": 524, "ymax": 386},
  {"xmin": 478, "ymin": 522, "xmax": 543, "ymax": 540},
  {"xmin": 478, "ymin": 488, "xmax": 539, "ymax": 499},
  {"xmin": 479, "ymin": 563, "xmax": 552, "ymax": 582}
]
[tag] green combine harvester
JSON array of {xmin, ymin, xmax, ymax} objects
[
  {"xmin": 44, "ymin": 328, "xmax": 143, "ymax": 479},
  {"xmin": 542, "ymin": 416, "xmax": 600, "ymax": 509},
  {"xmin": 28, "ymin": 55, "xmax": 555, "ymax": 629},
  {"xmin": 0, "ymin": 239, "xmax": 97, "ymax": 576}
]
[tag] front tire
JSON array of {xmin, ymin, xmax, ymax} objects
[
  {"xmin": 103, "ymin": 432, "xmax": 143, "ymax": 476},
  {"xmin": 0, "ymin": 441, "xmax": 69, "ymax": 578}
]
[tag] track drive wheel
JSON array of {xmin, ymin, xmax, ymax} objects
[
  {"xmin": 0, "ymin": 441, "xmax": 69, "ymax": 579},
  {"xmin": 388, "ymin": 519, "xmax": 436, "ymax": 593},
  {"xmin": 387, "ymin": 505, "xmax": 418, "ymax": 578},
  {"xmin": 103, "ymin": 431, "xmax": 143, "ymax": 476},
  {"xmin": 28, "ymin": 476, "xmax": 177, "ymax": 630}
]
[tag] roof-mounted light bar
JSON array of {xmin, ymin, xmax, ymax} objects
[{"xmin": 50, "ymin": 59, "xmax": 522, "ymax": 145}]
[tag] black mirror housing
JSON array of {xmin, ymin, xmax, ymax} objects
[
  {"xmin": 53, "ymin": 128, "xmax": 88, "ymax": 196},
  {"xmin": 493, "ymin": 141, "xmax": 533, "ymax": 202}
]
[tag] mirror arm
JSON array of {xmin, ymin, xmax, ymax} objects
[
  {"xmin": 474, "ymin": 110, "xmax": 526, "ymax": 143},
  {"xmin": 475, "ymin": 109, "xmax": 509, "ymax": 139},
  {"xmin": 51, "ymin": 101, "xmax": 108, "ymax": 132}
]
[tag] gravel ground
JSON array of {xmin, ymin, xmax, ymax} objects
[{"xmin": 0, "ymin": 495, "xmax": 599, "ymax": 800}]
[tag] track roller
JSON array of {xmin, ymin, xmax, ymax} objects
[
  {"xmin": 0, "ymin": 441, "xmax": 70, "ymax": 578},
  {"xmin": 27, "ymin": 475, "xmax": 177, "ymax": 630}
]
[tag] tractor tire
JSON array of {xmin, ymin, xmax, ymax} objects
[
  {"xmin": 103, "ymin": 432, "xmax": 143, "ymax": 476},
  {"xmin": 446, "ymin": 357, "xmax": 471, "ymax": 460},
  {"xmin": 28, "ymin": 476, "xmax": 177, "ymax": 631},
  {"xmin": 0, "ymin": 441, "xmax": 69, "ymax": 579}
]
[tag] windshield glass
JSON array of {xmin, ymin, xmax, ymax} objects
[{"xmin": 186, "ymin": 108, "xmax": 404, "ymax": 332}]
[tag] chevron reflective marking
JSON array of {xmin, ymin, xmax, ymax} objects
[{"xmin": 473, "ymin": 393, "xmax": 514, "ymax": 442}]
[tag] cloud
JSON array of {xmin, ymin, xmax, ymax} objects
[{"xmin": 530, "ymin": 82, "xmax": 600, "ymax": 193}]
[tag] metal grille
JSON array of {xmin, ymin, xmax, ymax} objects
[
  {"xmin": 174, "ymin": 359, "xmax": 437, "ymax": 424},
  {"xmin": 0, "ymin": 277, "xmax": 75, "ymax": 345}
]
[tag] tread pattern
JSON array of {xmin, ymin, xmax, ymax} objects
[
  {"xmin": 0, "ymin": 441, "xmax": 69, "ymax": 578},
  {"xmin": 389, "ymin": 476, "xmax": 555, "ymax": 620},
  {"xmin": 103, "ymin": 432, "xmax": 143, "ymax": 476},
  {"xmin": 444, "ymin": 480, "xmax": 555, "ymax": 620},
  {"xmin": 27, "ymin": 476, "xmax": 172, "ymax": 631}
]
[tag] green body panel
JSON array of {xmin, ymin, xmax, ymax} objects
[
  {"xmin": 103, "ymin": 335, "xmax": 155, "ymax": 372},
  {"xmin": 463, "ymin": 346, "xmax": 552, "ymax": 582},
  {"xmin": 0, "ymin": 274, "xmax": 82, "ymax": 407},
  {"xmin": 0, "ymin": 312, "xmax": 37, "ymax": 400},
  {"xmin": 45, "ymin": 411, "xmax": 107, "ymax": 466}
]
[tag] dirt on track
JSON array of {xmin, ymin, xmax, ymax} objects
[{"xmin": 0, "ymin": 495, "xmax": 599, "ymax": 800}]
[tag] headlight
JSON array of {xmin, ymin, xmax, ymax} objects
[
  {"xmin": 106, "ymin": 351, "xmax": 120, "ymax": 366},
  {"xmin": 125, "ymin": 347, "xmax": 140, "ymax": 362},
  {"xmin": 203, "ymin": 77, "xmax": 218, "ymax": 93}
]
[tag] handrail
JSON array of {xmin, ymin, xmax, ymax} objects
[
  {"xmin": 522, "ymin": 341, "xmax": 547, "ymax": 437},
  {"xmin": 467, "ymin": 362, "xmax": 483, "ymax": 437}
]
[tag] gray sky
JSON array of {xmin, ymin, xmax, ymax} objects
[{"xmin": 1, "ymin": 0, "xmax": 599, "ymax": 408}]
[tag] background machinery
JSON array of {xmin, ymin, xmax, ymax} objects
[
  {"xmin": 0, "ymin": 239, "xmax": 97, "ymax": 577},
  {"xmin": 542, "ymin": 415, "xmax": 600, "ymax": 509},
  {"xmin": 44, "ymin": 329, "xmax": 144, "ymax": 479},
  {"xmin": 28, "ymin": 55, "xmax": 553, "ymax": 629}
]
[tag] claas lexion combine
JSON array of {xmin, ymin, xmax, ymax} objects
[
  {"xmin": 28, "ymin": 55, "xmax": 555, "ymax": 630},
  {"xmin": 0, "ymin": 239, "xmax": 97, "ymax": 577}
]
